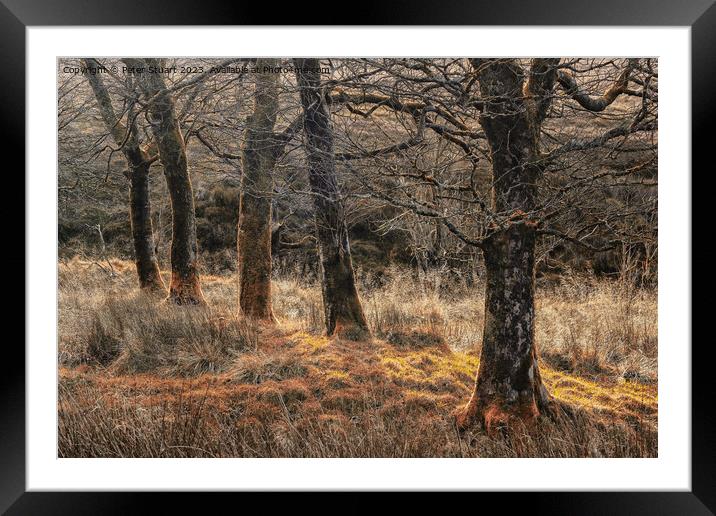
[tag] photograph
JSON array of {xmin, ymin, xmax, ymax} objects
[{"xmin": 55, "ymin": 56, "xmax": 659, "ymax": 459}]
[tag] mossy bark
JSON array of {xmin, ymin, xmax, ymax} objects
[
  {"xmin": 295, "ymin": 58, "xmax": 369, "ymax": 339},
  {"xmin": 238, "ymin": 58, "xmax": 280, "ymax": 321},
  {"xmin": 82, "ymin": 60, "xmax": 165, "ymax": 293},
  {"xmin": 127, "ymin": 58, "xmax": 205, "ymax": 305},
  {"xmin": 457, "ymin": 59, "xmax": 557, "ymax": 433}
]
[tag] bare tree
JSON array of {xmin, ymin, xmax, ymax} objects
[
  {"xmin": 454, "ymin": 58, "xmax": 556, "ymax": 432},
  {"xmin": 238, "ymin": 58, "xmax": 300, "ymax": 320},
  {"xmin": 294, "ymin": 58, "xmax": 369, "ymax": 339},
  {"xmin": 81, "ymin": 59, "xmax": 165, "ymax": 293},
  {"xmin": 325, "ymin": 57, "xmax": 656, "ymax": 431},
  {"xmin": 124, "ymin": 58, "xmax": 206, "ymax": 305},
  {"xmin": 58, "ymin": 57, "xmax": 657, "ymax": 437}
]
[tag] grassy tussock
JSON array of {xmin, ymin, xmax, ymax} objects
[{"xmin": 58, "ymin": 257, "xmax": 657, "ymax": 458}]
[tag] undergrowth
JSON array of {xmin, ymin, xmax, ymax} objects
[{"xmin": 58, "ymin": 258, "xmax": 657, "ymax": 458}]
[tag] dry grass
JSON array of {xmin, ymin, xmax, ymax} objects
[{"xmin": 58, "ymin": 257, "xmax": 657, "ymax": 458}]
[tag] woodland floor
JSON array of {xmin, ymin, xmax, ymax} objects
[{"xmin": 58, "ymin": 258, "xmax": 657, "ymax": 458}]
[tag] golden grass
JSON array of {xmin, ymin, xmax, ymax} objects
[{"xmin": 58, "ymin": 257, "xmax": 657, "ymax": 458}]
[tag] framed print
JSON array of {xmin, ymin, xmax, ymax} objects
[{"xmin": 4, "ymin": 0, "xmax": 712, "ymax": 513}]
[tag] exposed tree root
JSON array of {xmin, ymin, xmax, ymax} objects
[{"xmin": 455, "ymin": 394, "xmax": 547, "ymax": 437}]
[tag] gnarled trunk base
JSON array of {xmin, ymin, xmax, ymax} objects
[
  {"xmin": 135, "ymin": 260, "xmax": 165, "ymax": 294},
  {"xmin": 238, "ymin": 266, "xmax": 276, "ymax": 322},
  {"xmin": 168, "ymin": 271, "xmax": 206, "ymax": 306},
  {"xmin": 319, "ymin": 245, "xmax": 369, "ymax": 340},
  {"xmin": 455, "ymin": 357, "xmax": 551, "ymax": 436}
]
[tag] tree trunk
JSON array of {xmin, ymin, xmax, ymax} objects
[
  {"xmin": 127, "ymin": 58, "xmax": 205, "ymax": 305},
  {"xmin": 126, "ymin": 150, "xmax": 165, "ymax": 291},
  {"xmin": 81, "ymin": 60, "xmax": 165, "ymax": 293},
  {"xmin": 457, "ymin": 59, "xmax": 556, "ymax": 433},
  {"xmin": 238, "ymin": 58, "xmax": 280, "ymax": 321},
  {"xmin": 294, "ymin": 58, "xmax": 369, "ymax": 339},
  {"xmin": 457, "ymin": 225, "xmax": 551, "ymax": 434}
]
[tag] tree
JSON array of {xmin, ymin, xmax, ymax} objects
[
  {"xmin": 59, "ymin": 57, "xmax": 656, "ymax": 435},
  {"xmin": 124, "ymin": 58, "xmax": 206, "ymax": 305},
  {"xmin": 238, "ymin": 58, "xmax": 300, "ymax": 320},
  {"xmin": 294, "ymin": 58, "xmax": 369, "ymax": 339},
  {"xmin": 459, "ymin": 57, "xmax": 650, "ymax": 433},
  {"xmin": 454, "ymin": 58, "xmax": 557, "ymax": 432},
  {"xmin": 81, "ymin": 58, "xmax": 165, "ymax": 293},
  {"xmin": 325, "ymin": 57, "xmax": 656, "ymax": 432}
]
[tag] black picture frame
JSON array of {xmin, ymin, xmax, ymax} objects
[{"xmin": 3, "ymin": 1, "xmax": 710, "ymax": 513}]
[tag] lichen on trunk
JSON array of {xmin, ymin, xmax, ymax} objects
[
  {"xmin": 456, "ymin": 225, "xmax": 551, "ymax": 434},
  {"xmin": 456, "ymin": 58, "xmax": 558, "ymax": 433}
]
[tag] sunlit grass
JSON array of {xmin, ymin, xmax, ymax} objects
[{"xmin": 58, "ymin": 257, "xmax": 657, "ymax": 457}]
